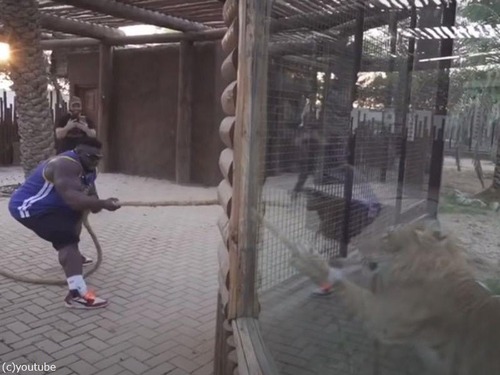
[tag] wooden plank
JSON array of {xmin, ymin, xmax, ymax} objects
[
  {"xmin": 228, "ymin": 0, "xmax": 272, "ymax": 319},
  {"xmin": 221, "ymin": 81, "xmax": 237, "ymax": 116},
  {"xmin": 50, "ymin": 0, "xmax": 208, "ymax": 32},
  {"xmin": 246, "ymin": 319, "xmax": 282, "ymax": 374},
  {"xmin": 40, "ymin": 29, "xmax": 226, "ymax": 49},
  {"xmin": 175, "ymin": 40, "xmax": 195, "ymax": 184},
  {"xmin": 97, "ymin": 43, "xmax": 113, "ymax": 172},
  {"xmin": 40, "ymin": 14, "xmax": 125, "ymax": 39},
  {"xmin": 221, "ymin": 48, "xmax": 238, "ymax": 82},
  {"xmin": 219, "ymin": 116, "xmax": 236, "ymax": 148},
  {"xmin": 232, "ymin": 318, "xmax": 280, "ymax": 375},
  {"xmin": 223, "ymin": 0, "xmax": 238, "ymax": 26},
  {"xmin": 219, "ymin": 148, "xmax": 234, "ymax": 184},
  {"xmin": 222, "ymin": 18, "xmax": 239, "ymax": 54}
]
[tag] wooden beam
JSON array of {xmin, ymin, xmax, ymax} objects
[
  {"xmin": 41, "ymin": 37, "xmax": 100, "ymax": 49},
  {"xmin": 40, "ymin": 14, "xmax": 125, "ymax": 39},
  {"xmin": 40, "ymin": 28, "xmax": 226, "ymax": 49},
  {"xmin": 175, "ymin": 40, "xmax": 195, "ymax": 184},
  {"xmin": 97, "ymin": 43, "xmax": 113, "ymax": 172},
  {"xmin": 50, "ymin": 0, "xmax": 207, "ymax": 32},
  {"xmin": 229, "ymin": 0, "xmax": 272, "ymax": 319}
]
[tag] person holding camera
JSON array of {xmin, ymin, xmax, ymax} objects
[{"xmin": 55, "ymin": 96, "xmax": 97, "ymax": 154}]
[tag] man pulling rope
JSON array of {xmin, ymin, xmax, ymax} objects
[{"xmin": 8, "ymin": 137, "xmax": 120, "ymax": 310}]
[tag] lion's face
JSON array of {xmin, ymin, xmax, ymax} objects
[{"xmin": 352, "ymin": 219, "xmax": 471, "ymax": 285}]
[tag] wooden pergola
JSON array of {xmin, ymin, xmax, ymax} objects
[{"xmin": 0, "ymin": 0, "xmax": 229, "ymax": 180}]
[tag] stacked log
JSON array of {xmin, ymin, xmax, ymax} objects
[{"xmin": 214, "ymin": 0, "xmax": 239, "ymax": 373}]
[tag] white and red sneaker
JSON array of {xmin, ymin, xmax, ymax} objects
[
  {"xmin": 64, "ymin": 290, "xmax": 108, "ymax": 309},
  {"xmin": 311, "ymin": 268, "xmax": 344, "ymax": 296}
]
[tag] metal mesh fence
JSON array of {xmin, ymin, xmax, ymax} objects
[
  {"xmin": 248, "ymin": 1, "xmax": 458, "ymax": 374},
  {"xmin": 256, "ymin": 1, "xmax": 429, "ymax": 293}
]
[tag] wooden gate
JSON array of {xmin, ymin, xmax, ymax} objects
[{"xmin": 0, "ymin": 91, "xmax": 18, "ymax": 165}]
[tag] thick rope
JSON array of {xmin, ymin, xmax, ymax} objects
[
  {"xmin": 251, "ymin": 208, "xmax": 331, "ymax": 286},
  {"xmin": 0, "ymin": 199, "xmax": 219, "ymax": 285},
  {"xmin": 119, "ymin": 199, "xmax": 218, "ymax": 207}
]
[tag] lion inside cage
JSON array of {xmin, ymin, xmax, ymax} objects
[{"xmin": 235, "ymin": 1, "xmax": 500, "ymax": 375}]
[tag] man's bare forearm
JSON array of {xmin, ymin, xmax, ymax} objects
[{"xmin": 62, "ymin": 190, "xmax": 106, "ymax": 212}]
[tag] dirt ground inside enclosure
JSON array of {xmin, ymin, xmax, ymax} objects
[{"xmin": 439, "ymin": 157, "xmax": 500, "ymax": 282}]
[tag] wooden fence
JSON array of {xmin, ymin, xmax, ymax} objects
[{"xmin": 0, "ymin": 90, "xmax": 67, "ymax": 166}]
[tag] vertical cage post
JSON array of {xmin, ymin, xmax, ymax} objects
[
  {"xmin": 341, "ymin": 129, "xmax": 357, "ymax": 257},
  {"xmin": 340, "ymin": 2, "xmax": 364, "ymax": 257},
  {"xmin": 395, "ymin": 5, "xmax": 417, "ymax": 222},
  {"xmin": 427, "ymin": 0, "xmax": 457, "ymax": 218},
  {"xmin": 379, "ymin": 11, "xmax": 399, "ymax": 184},
  {"xmin": 230, "ymin": 0, "xmax": 272, "ymax": 318},
  {"xmin": 427, "ymin": 120, "xmax": 446, "ymax": 218}
]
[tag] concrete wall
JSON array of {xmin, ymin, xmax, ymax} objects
[{"xmin": 67, "ymin": 42, "xmax": 224, "ymax": 186}]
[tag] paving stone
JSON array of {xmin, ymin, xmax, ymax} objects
[{"xmin": 0, "ymin": 170, "xmax": 219, "ymax": 374}]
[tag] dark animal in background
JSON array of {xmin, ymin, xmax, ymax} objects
[
  {"xmin": 292, "ymin": 128, "xmax": 321, "ymax": 194},
  {"xmin": 302, "ymin": 187, "xmax": 382, "ymax": 244}
]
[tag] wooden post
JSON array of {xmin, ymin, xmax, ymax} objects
[
  {"xmin": 229, "ymin": 0, "xmax": 272, "ymax": 319},
  {"xmin": 215, "ymin": 0, "xmax": 239, "ymax": 373},
  {"xmin": 97, "ymin": 43, "xmax": 113, "ymax": 172},
  {"xmin": 176, "ymin": 40, "xmax": 195, "ymax": 184}
]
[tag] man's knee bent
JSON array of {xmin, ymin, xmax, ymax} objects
[{"xmin": 52, "ymin": 233, "xmax": 80, "ymax": 251}]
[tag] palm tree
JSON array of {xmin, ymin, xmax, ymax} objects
[{"xmin": 0, "ymin": 0, "xmax": 55, "ymax": 177}]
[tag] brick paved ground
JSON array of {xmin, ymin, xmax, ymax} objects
[
  {"xmin": 0, "ymin": 167, "xmax": 221, "ymax": 375},
  {"xmin": 259, "ymin": 276, "xmax": 427, "ymax": 375}
]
